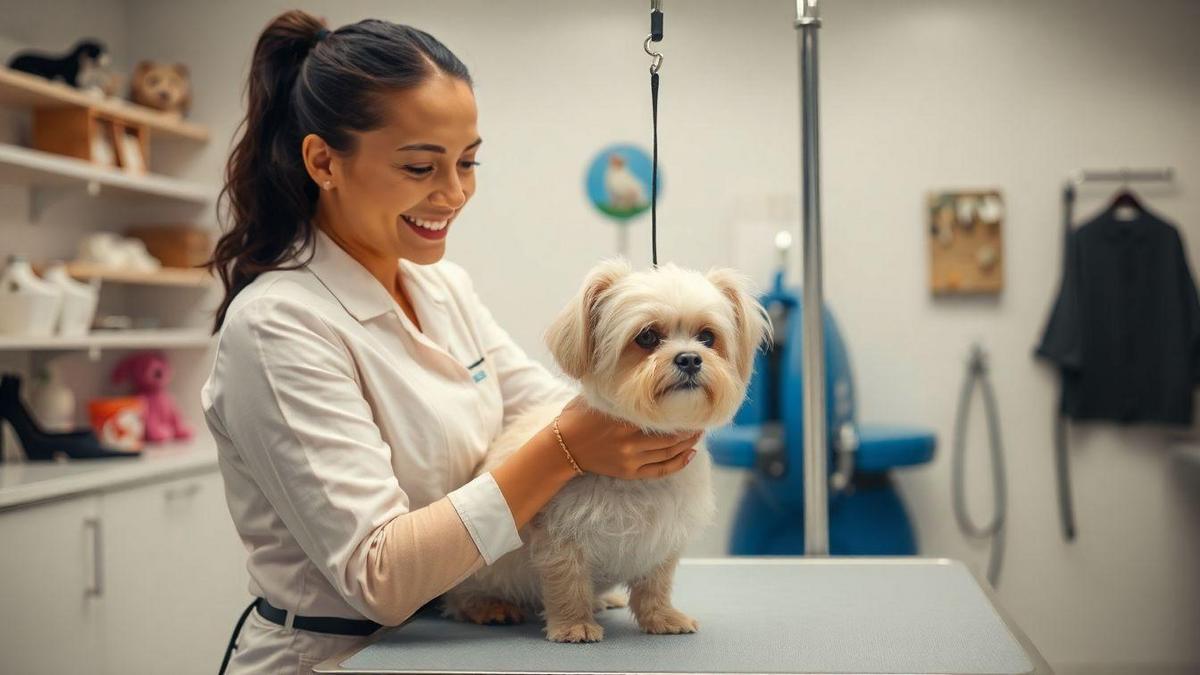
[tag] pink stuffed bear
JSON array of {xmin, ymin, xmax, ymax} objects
[{"xmin": 112, "ymin": 350, "xmax": 194, "ymax": 443}]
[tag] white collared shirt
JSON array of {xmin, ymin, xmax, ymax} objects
[{"xmin": 201, "ymin": 229, "xmax": 576, "ymax": 620}]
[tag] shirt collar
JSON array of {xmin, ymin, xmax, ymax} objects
[
  {"xmin": 305, "ymin": 229, "xmax": 445, "ymax": 323},
  {"xmin": 1101, "ymin": 210, "xmax": 1152, "ymax": 242},
  {"xmin": 306, "ymin": 229, "xmax": 392, "ymax": 322}
]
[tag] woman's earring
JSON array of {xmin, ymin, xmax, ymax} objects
[{"xmin": 323, "ymin": 181, "xmax": 332, "ymax": 191}]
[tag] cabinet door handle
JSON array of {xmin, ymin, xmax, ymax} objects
[
  {"xmin": 84, "ymin": 517, "xmax": 103, "ymax": 598},
  {"xmin": 165, "ymin": 482, "xmax": 202, "ymax": 501}
]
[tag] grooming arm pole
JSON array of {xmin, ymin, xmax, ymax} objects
[{"xmin": 797, "ymin": 0, "xmax": 829, "ymax": 556}]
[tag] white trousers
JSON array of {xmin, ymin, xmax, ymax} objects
[{"xmin": 225, "ymin": 607, "xmax": 372, "ymax": 675}]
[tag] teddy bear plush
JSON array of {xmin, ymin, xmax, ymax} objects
[
  {"xmin": 111, "ymin": 351, "xmax": 194, "ymax": 443},
  {"xmin": 129, "ymin": 61, "xmax": 191, "ymax": 116}
]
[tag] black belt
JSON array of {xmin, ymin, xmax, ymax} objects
[
  {"xmin": 254, "ymin": 597, "xmax": 382, "ymax": 636},
  {"xmin": 219, "ymin": 596, "xmax": 445, "ymax": 674}
]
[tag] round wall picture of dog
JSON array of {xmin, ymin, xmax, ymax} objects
[{"xmin": 585, "ymin": 144, "xmax": 661, "ymax": 222}]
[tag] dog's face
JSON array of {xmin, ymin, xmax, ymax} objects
[{"xmin": 545, "ymin": 259, "xmax": 770, "ymax": 432}]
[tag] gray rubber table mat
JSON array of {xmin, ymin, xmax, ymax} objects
[{"xmin": 325, "ymin": 559, "xmax": 1039, "ymax": 674}]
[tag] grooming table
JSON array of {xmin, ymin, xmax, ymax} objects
[{"xmin": 315, "ymin": 558, "xmax": 1051, "ymax": 674}]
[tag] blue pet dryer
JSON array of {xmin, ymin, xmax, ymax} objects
[{"xmin": 707, "ymin": 270, "xmax": 936, "ymax": 555}]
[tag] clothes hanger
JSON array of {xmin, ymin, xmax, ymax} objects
[
  {"xmin": 1106, "ymin": 171, "xmax": 1146, "ymax": 220},
  {"xmin": 1108, "ymin": 187, "xmax": 1145, "ymax": 212}
]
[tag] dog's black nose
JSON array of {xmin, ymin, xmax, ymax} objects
[{"xmin": 674, "ymin": 352, "xmax": 702, "ymax": 375}]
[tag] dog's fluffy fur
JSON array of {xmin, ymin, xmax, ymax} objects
[{"xmin": 442, "ymin": 258, "xmax": 770, "ymax": 642}]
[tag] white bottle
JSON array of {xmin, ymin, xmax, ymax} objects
[
  {"xmin": 31, "ymin": 361, "xmax": 76, "ymax": 433},
  {"xmin": 43, "ymin": 262, "xmax": 100, "ymax": 337},
  {"xmin": 0, "ymin": 255, "xmax": 63, "ymax": 337}
]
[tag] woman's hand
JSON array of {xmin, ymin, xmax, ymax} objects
[{"xmin": 552, "ymin": 395, "xmax": 702, "ymax": 480}]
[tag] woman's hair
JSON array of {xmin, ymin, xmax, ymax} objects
[{"xmin": 206, "ymin": 10, "xmax": 472, "ymax": 332}]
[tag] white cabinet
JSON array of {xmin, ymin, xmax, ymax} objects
[
  {"xmin": 0, "ymin": 468, "xmax": 248, "ymax": 675},
  {"xmin": 100, "ymin": 471, "xmax": 248, "ymax": 674},
  {"xmin": 0, "ymin": 495, "xmax": 103, "ymax": 674}
]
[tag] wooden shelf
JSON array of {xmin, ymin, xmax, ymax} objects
[
  {"xmin": 51, "ymin": 262, "xmax": 214, "ymax": 288},
  {"xmin": 0, "ymin": 329, "xmax": 211, "ymax": 352},
  {"xmin": 0, "ymin": 67, "xmax": 209, "ymax": 143},
  {"xmin": 0, "ymin": 143, "xmax": 208, "ymax": 214}
]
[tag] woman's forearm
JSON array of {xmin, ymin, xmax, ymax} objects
[
  {"xmin": 358, "ymin": 427, "xmax": 574, "ymax": 625},
  {"xmin": 360, "ymin": 497, "xmax": 485, "ymax": 625},
  {"xmin": 490, "ymin": 425, "xmax": 578, "ymax": 531}
]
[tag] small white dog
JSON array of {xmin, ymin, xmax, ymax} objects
[{"xmin": 442, "ymin": 258, "xmax": 770, "ymax": 643}]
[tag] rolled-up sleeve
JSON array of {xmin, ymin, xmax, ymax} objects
[
  {"xmin": 444, "ymin": 472, "xmax": 524, "ymax": 565},
  {"xmin": 206, "ymin": 297, "xmax": 496, "ymax": 624}
]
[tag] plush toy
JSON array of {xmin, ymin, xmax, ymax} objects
[
  {"xmin": 112, "ymin": 351, "xmax": 193, "ymax": 443},
  {"xmin": 129, "ymin": 61, "xmax": 191, "ymax": 116},
  {"xmin": 8, "ymin": 39, "xmax": 113, "ymax": 93},
  {"xmin": 76, "ymin": 58, "xmax": 121, "ymax": 98},
  {"xmin": 76, "ymin": 232, "xmax": 162, "ymax": 272}
]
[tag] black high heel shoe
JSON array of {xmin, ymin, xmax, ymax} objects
[{"xmin": 0, "ymin": 373, "xmax": 136, "ymax": 461}]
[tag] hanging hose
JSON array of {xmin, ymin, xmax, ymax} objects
[{"xmin": 951, "ymin": 343, "xmax": 1007, "ymax": 587}]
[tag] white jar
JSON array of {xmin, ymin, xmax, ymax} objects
[
  {"xmin": 43, "ymin": 262, "xmax": 100, "ymax": 337},
  {"xmin": 0, "ymin": 255, "xmax": 63, "ymax": 337}
]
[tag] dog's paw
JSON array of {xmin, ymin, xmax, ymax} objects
[
  {"xmin": 459, "ymin": 598, "xmax": 526, "ymax": 625},
  {"xmin": 593, "ymin": 591, "xmax": 629, "ymax": 612},
  {"xmin": 546, "ymin": 620, "xmax": 605, "ymax": 643},
  {"xmin": 636, "ymin": 607, "xmax": 699, "ymax": 635}
]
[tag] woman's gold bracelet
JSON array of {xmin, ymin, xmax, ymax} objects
[{"xmin": 552, "ymin": 415, "xmax": 585, "ymax": 476}]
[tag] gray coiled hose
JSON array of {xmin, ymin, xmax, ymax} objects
[{"xmin": 951, "ymin": 343, "xmax": 1007, "ymax": 587}]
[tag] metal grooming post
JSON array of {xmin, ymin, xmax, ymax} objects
[{"xmin": 797, "ymin": 0, "xmax": 828, "ymax": 556}]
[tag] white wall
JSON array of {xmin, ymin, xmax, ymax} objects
[
  {"xmin": 7, "ymin": 0, "xmax": 1196, "ymax": 672},
  {"xmin": 815, "ymin": 4, "xmax": 1200, "ymax": 673}
]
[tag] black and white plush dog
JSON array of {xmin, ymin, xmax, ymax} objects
[{"xmin": 8, "ymin": 39, "xmax": 110, "ymax": 90}]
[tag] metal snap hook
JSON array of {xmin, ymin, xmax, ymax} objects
[{"xmin": 643, "ymin": 34, "xmax": 663, "ymax": 73}]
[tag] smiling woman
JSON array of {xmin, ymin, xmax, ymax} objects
[
  {"xmin": 206, "ymin": 10, "xmax": 480, "ymax": 332},
  {"xmin": 202, "ymin": 9, "xmax": 703, "ymax": 675}
]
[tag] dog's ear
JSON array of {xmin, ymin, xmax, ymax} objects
[
  {"xmin": 544, "ymin": 258, "xmax": 632, "ymax": 379},
  {"xmin": 706, "ymin": 267, "xmax": 771, "ymax": 383}
]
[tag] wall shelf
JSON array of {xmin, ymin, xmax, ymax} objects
[
  {"xmin": 0, "ymin": 329, "xmax": 211, "ymax": 353},
  {"xmin": 0, "ymin": 143, "xmax": 208, "ymax": 218},
  {"xmin": 43, "ymin": 262, "xmax": 215, "ymax": 288},
  {"xmin": 0, "ymin": 67, "xmax": 209, "ymax": 143}
]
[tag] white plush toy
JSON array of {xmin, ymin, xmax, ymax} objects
[{"xmin": 76, "ymin": 233, "xmax": 161, "ymax": 272}]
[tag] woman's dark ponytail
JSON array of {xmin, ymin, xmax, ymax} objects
[{"xmin": 207, "ymin": 10, "xmax": 472, "ymax": 332}]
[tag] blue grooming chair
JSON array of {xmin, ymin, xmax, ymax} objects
[{"xmin": 708, "ymin": 271, "xmax": 936, "ymax": 555}]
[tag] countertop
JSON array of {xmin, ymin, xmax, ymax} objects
[{"xmin": 0, "ymin": 439, "xmax": 218, "ymax": 511}]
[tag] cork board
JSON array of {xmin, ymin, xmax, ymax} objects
[{"xmin": 929, "ymin": 189, "xmax": 1004, "ymax": 295}]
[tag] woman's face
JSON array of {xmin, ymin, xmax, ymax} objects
[{"xmin": 314, "ymin": 73, "xmax": 480, "ymax": 266}]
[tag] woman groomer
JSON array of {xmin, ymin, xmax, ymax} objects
[{"xmin": 205, "ymin": 10, "xmax": 702, "ymax": 674}]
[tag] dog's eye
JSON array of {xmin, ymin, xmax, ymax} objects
[
  {"xmin": 697, "ymin": 329, "xmax": 715, "ymax": 348},
  {"xmin": 634, "ymin": 328, "xmax": 661, "ymax": 350}
]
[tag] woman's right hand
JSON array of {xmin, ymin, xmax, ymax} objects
[{"xmin": 552, "ymin": 396, "xmax": 702, "ymax": 480}]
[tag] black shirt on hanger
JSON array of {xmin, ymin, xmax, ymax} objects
[{"xmin": 1036, "ymin": 207, "xmax": 1200, "ymax": 425}]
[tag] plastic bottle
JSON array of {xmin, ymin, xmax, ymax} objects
[{"xmin": 31, "ymin": 360, "xmax": 76, "ymax": 433}]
